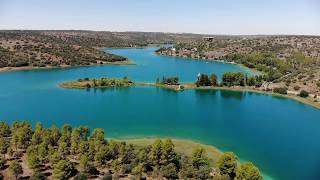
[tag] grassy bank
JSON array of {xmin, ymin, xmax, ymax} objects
[{"xmin": 122, "ymin": 138, "xmax": 222, "ymax": 164}]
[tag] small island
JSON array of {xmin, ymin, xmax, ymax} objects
[{"xmin": 60, "ymin": 77, "xmax": 134, "ymax": 89}]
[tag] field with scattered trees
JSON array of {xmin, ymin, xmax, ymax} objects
[{"xmin": 0, "ymin": 121, "xmax": 262, "ymax": 179}]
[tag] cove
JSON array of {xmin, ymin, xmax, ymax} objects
[{"xmin": 0, "ymin": 47, "xmax": 320, "ymax": 180}]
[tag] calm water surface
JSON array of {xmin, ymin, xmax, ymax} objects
[{"xmin": 0, "ymin": 47, "xmax": 320, "ymax": 180}]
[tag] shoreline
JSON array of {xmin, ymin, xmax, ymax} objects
[
  {"xmin": 0, "ymin": 59, "xmax": 135, "ymax": 73},
  {"xmin": 60, "ymin": 80, "xmax": 320, "ymax": 110},
  {"xmin": 147, "ymin": 82, "xmax": 320, "ymax": 110},
  {"xmin": 119, "ymin": 137, "xmax": 273, "ymax": 180}
]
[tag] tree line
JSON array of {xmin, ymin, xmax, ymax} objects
[
  {"xmin": 195, "ymin": 72, "xmax": 311, "ymax": 98},
  {"xmin": 195, "ymin": 72, "xmax": 264, "ymax": 88},
  {"xmin": 0, "ymin": 121, "xmax": 262, "ymax": 180}
]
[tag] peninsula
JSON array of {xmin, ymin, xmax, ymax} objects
[
  {"xmin": 156, "ymin": 36, "xmax": 320, "ymax": 105},
  {"xmin": 60, "ymin": 73, "xmax": 320, "ymax": 110}
]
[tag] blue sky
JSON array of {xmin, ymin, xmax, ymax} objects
[{"xmin": 0, "ymin": 0, "xmax": 319, "ymax": 35}]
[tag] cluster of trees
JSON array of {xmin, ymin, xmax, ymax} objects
[
  {"xmin": 61, "ymin": 77, "xmax": 133, "ymax": 89},
  {"xmin": 157, "ymin": 76, "xmax": 179, "ymax": 85},
  {"xmin": 222, "ymin": 72, "xmax": 245, "ymax": 87},
  {"xmin": 80, "ymin": 77, "xmax": 132, "ymax": 88},
  {"xmin": 273, "ymin": 87, "xmax": 288, "ymax": 95},
  {"xmin": 196, "ymin": 73, "xmax": 217, "ymax": 87},
  {"xmin": 225, "ymin": 52, "xmax": 320, "ymax": 84},
  {"xmin": 195, "ymin": 72, "xmax": 264, "ymax": 88},
  {"xmin": 0, "ymin": 121, "xmax": 262, "ymax": 179}
]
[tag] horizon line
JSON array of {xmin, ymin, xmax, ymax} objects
[{"xmin": 1, "ymin": 29, "xmax": 320, "ymax": 37}]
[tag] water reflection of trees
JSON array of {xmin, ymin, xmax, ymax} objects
[
  {"xmin": 219, "ymin": 90, "xmax": 245, "ymax": 100},
  {"xmin": 194, "ymin": 89, "xmax": 218, "ymax": 97}
]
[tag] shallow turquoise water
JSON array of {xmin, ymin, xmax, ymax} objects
[{"xmin": 0, "ymin": 47, "xmax": 320, "ymax": 180}]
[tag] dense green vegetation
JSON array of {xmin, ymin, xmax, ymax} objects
[
  {"xmin": 156, "ymin": 76, "xmax": 179, "ymax": 85},
  {"xmin": 299, "ymin": 90, "xmax": 309, "ymax": 98},
  {"xmin": 0, "ymin": 121, "xmax": 262, "ymax": 179},
  {"xmin": 60, "ymin": 77, "xmax": 133, "ymax": 89},
  {"xmin": 196, "ymin": 73, "xmax": 217, "ymax": 87},
  {"xmin": 222, "ymin": 72, "xmax": 245, "ymax": 87},
  {"xmin": 195, "ymin": 72, "xmax": 263, "ymax": 88},
  {"xmin": 225, "ymin": 53, "xmax": 291, "ymax": 82},
  {"xmin": 273, "ymin": 87, "xmax": 288, "ymax": 95}
]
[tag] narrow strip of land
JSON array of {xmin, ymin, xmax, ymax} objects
[{"xmin": 60, "ymin": 77, "xmax": 320, "ymax": 110}]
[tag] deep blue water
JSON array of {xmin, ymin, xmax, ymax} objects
[{"xmin": 0, "ymin": 47, "xmax": 320, "ymax": 180}]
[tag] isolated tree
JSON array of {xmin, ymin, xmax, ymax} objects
[
  {"xmin": 191, "ymin": 146, "xmax": 209, "ymax": 169},
  {"xmin": 29, "ymin": 171, "xmax": 47, "ymax": 180},
  {"xmin": 27, "ymin": 151, "xmax": 41, "ymax": 170},
  {"xmin": 299, "ymin": 90, "xmax": 309, "ymax": 98},
  {"xmin": 246, "ymin": 76, "xmax": 256, "ymax": 86},
  {"xmin": 62, "ymin": 124, "xmax": 72, "ymax": 136},
  {"xmin": 150, "ymin": 139, "xmax": 163, "ymax": 166},
  {"xmin": 196, "ymin": 74, "xmax": 211, "ymax": 86},
  {"xmin": 119, "ymin": 143, "xmax": 135, "ymax": 165},
  {"xmin": 162, "ymin": 139, "xmax": 178, "ymax": 166},
  {"xmin": 0, "ymin": 158, "xmax": 6, "ymax": 170},
  {"xmin": 94, "ymin": 145, "xmax": 108, "ymax": 167},
  {"xmin": 70, "ymin": 128, "xmax": 81, "ymax": 155},
  {"xmin": 90, "ymin": 128, "xmax": 105, "ymax": 144},
  {"xmin": 236, "ymin": 162, "xmax": 262, "ymax": 180},
  {"xmin": 0, "ymin": 122, "xmax": 11, "ymax": 138},
  {"xmin": 79, "ymin": 154, "xmax": 95, "ymax": 174},
  {"xmin": 31, "ymin": 122, "xmax": 44, "ymax": 145},
  {"xmin": 180, "ymin": 156, "xmax": 194, "ymax": 179},
  {"xmin": 160, "ymin": 163, "xmax": 178, "ymax": 179},
  {"xmin": 74, "ymin": 173, "xmax": 88, "ymax": 180},
  {"xmin": 217, "ymin": 152, "xmax": 238, "ymax": 179},
  {"xmin": 79, "ymin": 125, "xmax": 90, "ymax": 140},
  {"xmin": 12, "ymin": 122, "xmax": 33, "ymax": 149},
  {"xmin": 53, "ymin": 160, "xmax": 75, "ymax": 180},
  {"xmin": 132, "ymin": 164, "xmax": 143, "ymax": 179},
  {"xmin": 0, "ymin": 137, "xmax": 9, "ymax": 159},
  {"xmin": 194, "ymin": 165, "xmax": 211, "ymax": 179},
  {"xmin": 49, "ymin": 150, "xmax": 62, "ymax": 165},
  {"xmin": 8, "ymin": 160, "xmax": 23, "ymax": 180},
  {"xmin": 38, "ymin": 143, "xmax": 48, "ymax": 164},
  {"xmin": 48, "ymin": 125, "xmax": 61, "ymax": 146},
  {"xmin": 210, "ymin": 73, "xmax": 218, "ymax": 86}
]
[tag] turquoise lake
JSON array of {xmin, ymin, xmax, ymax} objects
[{"xmin": 1, "ymin": 47, "xmax": 320, "ymax": 180}]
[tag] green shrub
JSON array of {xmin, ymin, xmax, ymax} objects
[
  {"xmin": 299, "ymin": 90, "xmax": 309, "ymax": 98},
  {"xmin": 273, "ymin": 87, "xmax": 287, "ymax": 95}
]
